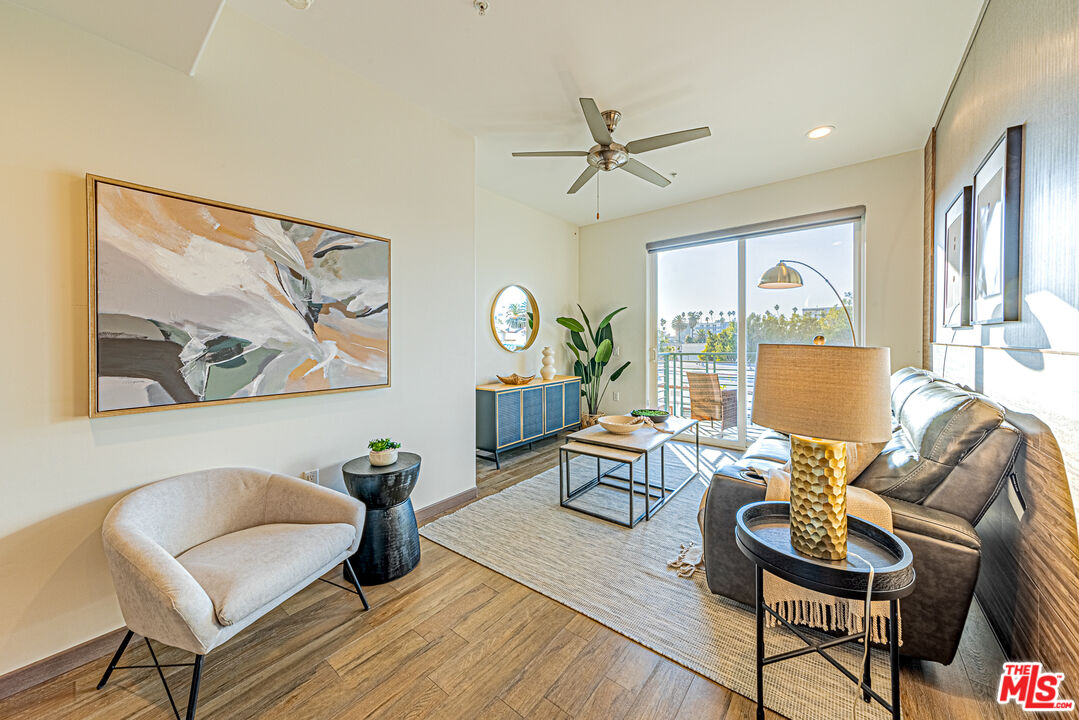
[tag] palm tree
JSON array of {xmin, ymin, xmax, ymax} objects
[
  {"xmin": 707, "ymin": 309, "xmax": 715, "ymax": 325},
  {"xmin": 671, "ymin": 313, "xmax": 687, "ymax": 349},
  {"xmin": 687, "ymin": 311, "xmax": 702, "ymax": 342},
  {"xmin": 505, "ymin": 302, "xmax": 527, "ymax": 329}
]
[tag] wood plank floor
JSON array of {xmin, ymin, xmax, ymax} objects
[{"xmin": 0, "ymin": 436, "xmax": 1020, "ymax": 719}]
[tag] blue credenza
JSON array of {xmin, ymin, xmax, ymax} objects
[{"xmin": 476, "ymin": 375, "xmax": 581, "ymax": 468}]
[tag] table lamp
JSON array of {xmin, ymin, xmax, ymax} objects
[{"xmin": 752, "ymin": 343, "xmax": 892, "ymax": 560}]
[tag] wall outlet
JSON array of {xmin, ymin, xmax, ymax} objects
[
  {"xmin": 300, "ymin": 469, "xmax": 319, "ymax": 485},
  {"xmin": 613, "ymin": 391, "xmax": 621, "ymax": 402}
]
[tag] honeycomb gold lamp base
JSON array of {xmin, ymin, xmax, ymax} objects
[{"xmin": 788, "ymin": 434, "xmax": 848, "ymax": 561}]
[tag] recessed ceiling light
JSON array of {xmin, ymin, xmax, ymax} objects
[{"xmin": 807, "ymin": 125, "xmax": 835, "ymax": 140}]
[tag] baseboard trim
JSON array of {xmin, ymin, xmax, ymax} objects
[
  {"xmin": 416, "ymin": 487, "xmax": 477, "ymax": 526},
  {"xmin": 0, "ymin": 627, "xmax": 128, "ymax": 701}
]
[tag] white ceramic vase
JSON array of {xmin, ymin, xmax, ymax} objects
[
  {"xmin": 540, "ymin": 346, "xmax": 556, "ymax": 380},
  {"xmin": 369, "ymin": 448, "xmax": 398, "ymax": 466}
]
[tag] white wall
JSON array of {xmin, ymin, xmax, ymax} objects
[
  {"xmin": 0, "ymin": 3, "xmax": 476, "ymax": 675},
  {"xmin": 579, "ymin": 150, "xmax": 924, "ymax": 414},
  {"xmin": 475, "ymin": 187, "xmax": 579, "ymax": 382}
]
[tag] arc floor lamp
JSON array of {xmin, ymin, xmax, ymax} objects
[{"xmin": 757, "ymin": 260, "xmax": 858, "ymax": 346}]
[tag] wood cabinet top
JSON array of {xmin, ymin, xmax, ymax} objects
[{"xmin": 476, "ymin": 375, "xmax": 578, "ymax": 392}]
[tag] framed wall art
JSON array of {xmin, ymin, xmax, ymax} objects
[
  {"xmin": 942, "ymin": 186, "xmax": 972, "ymax": 328},
  {"xmin": 88, "ymin": 175, "xmax": 390, "ymax": 417},
  {"xmin": 971, "ymin": 124, "xmax": 1023, "ymax": 324}
]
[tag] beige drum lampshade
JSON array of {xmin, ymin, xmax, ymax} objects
[{"xmin": 751, "ymin": 344, "xmax": 892, "ymax": 443}]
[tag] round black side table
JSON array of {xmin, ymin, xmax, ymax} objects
[
  {"xmin": 342, "ymin": 452, "xmax": 422, "ymax": 585},
  {"xmin": 734, "ymin": 501, "xmax": 915, "ymax": 720}
]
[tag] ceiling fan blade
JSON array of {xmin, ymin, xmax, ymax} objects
[
  {"xmin": 512, "ymin": 151, "xmax": 589, "ymax": 157},
  {"xmin": 567, "ymin": 166, "xmax": 598, "ymax": 194},
  {"xmin": 621, "ymin": 158, "xmax": 670, "ymax": 188},
  {"xmin": 626, "ymin": 127, "xmax": 711, "ymax": 154},
  {"xmin": 579, "ymin": 98, "xmax": 613, "ymax": 145}
]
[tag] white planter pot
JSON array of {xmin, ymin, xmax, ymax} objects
[{"xmin": 369, "ymin": 448, "xmax": 398, "ymax": 466}]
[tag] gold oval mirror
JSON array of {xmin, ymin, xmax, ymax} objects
[{"xmin": 491, "ymin": 285, "xmax": 539, "ymax": 352}]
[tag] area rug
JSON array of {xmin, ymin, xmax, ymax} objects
[{"xmin": 421, "ymin": 444, "xmax": 893, "ymax": 720}]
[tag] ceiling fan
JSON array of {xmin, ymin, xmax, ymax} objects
[{"xmin": 512, "ymin": 98, "xmax": 711, "ymax": 194}]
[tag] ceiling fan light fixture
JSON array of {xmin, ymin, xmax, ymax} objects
[
  {"xmin": 285, "ymin": 0, "xmax": 313, "ymax": 9},
  {"xmin": 807, "ymin": 125, "xmax": 835, "ymax": 140}
]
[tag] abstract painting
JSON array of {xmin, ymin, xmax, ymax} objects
[
  {"xmin": 971, "ymin": 125, "xmax": 1023, "ymax": 324},
  {"xmin": 942, "ymin": 186, "xmax": 972, "ymax": 328},
  {"xmin": 89, "ymin": 176, "xmax": 389, "ymax": 416}
]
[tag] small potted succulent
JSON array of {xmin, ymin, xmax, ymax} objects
[{"xmin": 368, "ymin": 438, "xmax": 402, "ymax": 467}]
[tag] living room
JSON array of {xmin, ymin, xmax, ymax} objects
[{"xmin": 1, "ymin": 1, "xmax": 1076, "ymax": 719}]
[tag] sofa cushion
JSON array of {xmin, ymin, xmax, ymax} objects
[
  {"xmin": 177, "ymin": 522, "xmax": 355, "ymax": 626},
  {"xmin": 890, "ymin": 368, "xmax": 935, "ymax": 417},
  {"xmin": 742, "ymin": 431, "xmax": 790, "ymax": 465},
  {"xmin": 898, "ymin": 381, "xmax": 1005, "ymax": 466}
]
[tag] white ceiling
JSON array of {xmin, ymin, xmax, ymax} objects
[
  {"xmin": 13, "ymin": 0, "xmax": 224, "ymax": 74},
  {"xmin": 16, "ymin": 0, "xmax": 983, "ymax": 225},
  {"xmin": 230, "ymin": 0, "xmax": 982, "ymax": 226}
]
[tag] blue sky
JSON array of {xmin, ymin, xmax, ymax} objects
[{"xmin": 656, "ymin": 223, "xmax": 855, "ymax": 326}]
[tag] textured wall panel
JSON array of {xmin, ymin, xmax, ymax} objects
[{"xmin": 929, "ymin": 0, "xmax": 1079, "ymax": 683}]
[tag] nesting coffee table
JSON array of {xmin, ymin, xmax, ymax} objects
[{"xmin": 559, "ymin": 416, "xmax": 700, "ymax": 527}]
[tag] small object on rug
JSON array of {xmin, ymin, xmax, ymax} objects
[{"xmin": 668, "ymin": 542, "xmax": 704, "ymax": 578}]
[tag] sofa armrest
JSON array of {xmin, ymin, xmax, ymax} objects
[
  {"xmin": 102, "ymin": 523, "xmax": 219, "ymax": 654},
  {"xmin": 876, "ymin": 497, "xmax": 981, "ymax": 664},
  {"xmin": 264, "ymin": 473, "xmax": 365, "ymax": 553},
  {"xmin": 880, "ymin": 496, "xmax": 980, "ymax": 550},
  {"xmin": 702, "ymin": 464, "xmax": 768, "ymax": 605}
]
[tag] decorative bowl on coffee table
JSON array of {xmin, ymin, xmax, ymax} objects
[
  {"xmin": 631, "ymin": 408, "xmax": 670, "ymax": 424},
  {"xmin": 598, "ymin": 415, "xmax": 646, "ymax": 434}
]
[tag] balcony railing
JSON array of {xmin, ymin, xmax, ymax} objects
[{"xmin": 657, "ymin": 351, "xmax": 764, "ymax": 445}]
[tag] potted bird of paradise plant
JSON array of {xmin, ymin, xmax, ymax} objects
[{"xmin": 557, "ymin": 305, "xmax": 631, "ymax": 427}]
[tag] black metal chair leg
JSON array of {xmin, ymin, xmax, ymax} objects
[
  {"xmin": 343, "ymin": 558, "xmax": 370, "ymax": 610},
  {"xmin": 97, "ymin": 629, "xmax": 134, "ymax": 690},
  {"xmin": 185, "ymin": 655, "xmax": 203, "ymax": 720}
]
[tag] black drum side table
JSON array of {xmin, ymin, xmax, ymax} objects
[
  {"xmin": 735, "ymin": 501, "xmax": 916, "ymax": 720},
  {"xmin": 342, "ymin": 452, "xmax": 422, "ymax": 585}
]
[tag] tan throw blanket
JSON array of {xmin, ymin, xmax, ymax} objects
[{"xmin": 762, "ymin": 467, "xmax": 900, "ymax": 645}]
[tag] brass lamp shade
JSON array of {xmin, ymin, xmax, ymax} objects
[
  {"xmin": 758, "ymin": 262, "xmax": 804, "ymax": 289},
  {"xmin": 752, "ymin": 343, "xmax": 892, "ymax": 560}
]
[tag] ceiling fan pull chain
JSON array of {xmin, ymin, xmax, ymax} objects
[{"xmin": 596, "ymin": 171, "xmax": 600, "ymax": 220}]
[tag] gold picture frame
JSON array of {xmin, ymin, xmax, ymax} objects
[
  {"xmin": 489, "ymin": 284, "xmax": 539, "ymax": 352},
  {"xmin": 88, "ymin": 175, "xmax": 391, "ymax": 417}
]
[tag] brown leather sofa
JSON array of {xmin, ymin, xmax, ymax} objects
[{"xmin": 703, "ymin": 367, "xmax": 1023, "ymax": 664}]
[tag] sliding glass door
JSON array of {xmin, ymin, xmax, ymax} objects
[{"xmin": 649, "ymin": 212, "xmax": 862, "ymax": 449}]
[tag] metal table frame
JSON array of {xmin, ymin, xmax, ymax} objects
[
  {"xmin": 735, "ymin": 502, "xmax": 915, "ymax": 720},
  {"xmin": 559, "ymin": 422, "xmax": 700, "ymax": 528}
]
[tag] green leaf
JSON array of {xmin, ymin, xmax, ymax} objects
[
  {"xmin": 574, "ymin": 359, "xmax": 591, "ymax": 383},
  {"xmin": 557, "ymin": 316, "xmax": 585, "ymax": 333},
  {"xmin": 565, "ymin": 342, "xmax": 581, "ymax": 360},
  {"xmin": 576, "ymin": 304, "xmax": 595, "ymax": 343},
  {"xmin": 570, "ymin": 330, "xmax": 587, "ymax": 352},
  {"xmin": 597, "ymin": 306, "xmax": 627, "ymax": 330},
  {"xmin": 609, "ymin": 361, "xmax": 631, "ymax": 381},
  {"xmin": 595, "ymin": 338, "xmax": 613, "ymax": 363},
  {"xmin": 595, "ymin": 322, "xmax": 613, "ymax": 347}
]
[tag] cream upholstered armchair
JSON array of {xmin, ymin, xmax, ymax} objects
[{"xmin": 96, "ymin": 467, "xmax": 368, "ymax": 720}]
